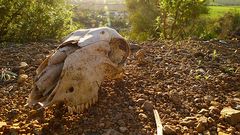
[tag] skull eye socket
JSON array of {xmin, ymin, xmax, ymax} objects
[
  {"xmin": 66, "ymin": 87, "xmax": 74, "ymax": 93},
  {"xmin": 100, "ymin": 31, "xmax": 105, "ymax": 34}
]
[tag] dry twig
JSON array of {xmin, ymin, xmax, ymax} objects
[{"xmin": 153, "ymin": 109, "xmax": 163, "ymax": 135}]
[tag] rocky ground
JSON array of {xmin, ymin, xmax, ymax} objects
[{"xmin": 0, "ymin": 40, "xmax": 240, "ymax": 135}]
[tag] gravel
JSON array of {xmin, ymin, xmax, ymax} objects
[{"xmin": 0, "ymin": 40, "xmax": 240, "ymax": 134}]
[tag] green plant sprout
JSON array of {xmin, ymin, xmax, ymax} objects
[
  {"xmin": 197, "ymin": 60, "xmax": 202, "ymax": 66},
  {"xmin": 212, "ymin": 49, "xmax": 218, "ymax": 61},
  {"xmin": 0, "ymin": 68, "xmax": 17, "ymax": 82}
]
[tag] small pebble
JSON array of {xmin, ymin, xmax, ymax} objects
[
  {"xmin": 196, "ymin": 122, "xmax": 205, "ymax": 133},
  {"xmin": 142, "ymin": 100, "xmax": 154, "ymax": 111},
  {"xmin": 119, "ymin": 127, "xmax": 128, "ymax": 133},
  {"xmin": 17, "ymin": 74, "xmax": 28, "ymax": 84},
  {"xmin": 19, "ymin": 62, "xmax": 28, "ymax": 68}
]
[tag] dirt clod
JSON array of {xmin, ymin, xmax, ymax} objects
[
  {"xmin": 17, "ymin": 74, "xmax": 28, "ymax": 84},
  {"xmin": 142, "ymin": 100, "xmax": 154, "ymax": 111},
  {"xmin": 163, "ymin": 125, "xmax": 176, "ymax": 135},
  {"xmin": 196, "ymin": 122, "xmax": 205, "ymax": 133}
]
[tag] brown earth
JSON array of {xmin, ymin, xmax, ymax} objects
[{"xmin": 0, "ymin": 40, "xmax": 240, "ymax": 135}]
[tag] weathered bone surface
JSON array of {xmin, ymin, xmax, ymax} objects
[{"xmin": 27, "ymin": 27, "xmax": 130, "ymax": 113}]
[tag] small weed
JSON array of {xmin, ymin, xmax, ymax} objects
[
  {"xmin": 212, "ymin": 50, "xmax": 218, "ymax": 61},
  {"xmin": 204, "ymin": 75, "xmax": 210, "ymax": 80},
  {"xmin": 224, "ymin": 67, "xmax": 236, "ymax": 74},
  {"xmin": 197, "ymin": 60, "xmax": 202, "ymax": 66},
  {"xmin": 0, "ymin": 68, "xmax": 17, "ymax": 82}
]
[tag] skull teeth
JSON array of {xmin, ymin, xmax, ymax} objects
[
  {"xmin": 93, "ymin": 96, "xmax": 98, "ymax": 103},
  {"xmin": 80, "ymin": 104, "xmax": 84, "ymax": 113},
  {"xmin": 76, "ymin": 106, "xmax": 81, "ymax": 113},
  {"xmin": 72, "ymin": 106, "xmax": 76, "ymax": 112},
  {"xmin": 68, "ymin": 106, "xmax": 73, "ymax": 114},
  {"xmin": 85, "ymin": 103, "xmax": 89, "ymax": 109},
  {"xmin": 89, "ymin": 99, "xmax": 92, "ymax": 107},
  {"xmin": 67, "ymin": 95, "xmax": 98, "ymax": 114}
]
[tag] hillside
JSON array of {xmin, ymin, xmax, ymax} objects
[{"xmin": 0, "ymin": 40, "xmax": 239, "ymax": 134}]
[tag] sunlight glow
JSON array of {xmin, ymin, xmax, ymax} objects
[{"xmin": 103, "ymin": 0, "xmax": 111, "ymax": 26}]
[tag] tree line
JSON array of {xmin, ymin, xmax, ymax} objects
[{"xmin": 0, "ymin": 0, "xmax": 239, "ymax": 43}]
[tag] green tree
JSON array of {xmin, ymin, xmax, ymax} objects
[
  {"xmin": 156, "ymin": 0, "xmax": 208, "ymax": 39},
  {"xmin": 126, "ymin": 0, "xmax": 159, "ymax": 41},
  {"xmin": 0, "ymin": 0, "xmax": 76, "ymax": 42},
  {"xmin": 126, "ymin": 0, "xmax": 208, "ymax": 41}
]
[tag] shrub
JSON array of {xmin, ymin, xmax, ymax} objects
[
  {"xmin": 156, "ymin": 0, "xmax": 208, "ymax": 40},
  {"xmin": 126, "ymin": 0, "xmax": 159, "ymax": 41},
  {"xmin": 195, "ymin": 11, "xmax": 240, "ymax": 40},
  {"xmin": 0, "ymin": 0, "xmax": 76, "ymax": 43},
  {"xmin": 217, "ymin": 12, "xmax": 240, "ymax": 39},
  {"xmin": 190, "ymin": 18, "xmax": 218, "ymax": 40},
  {"xmin": 125, "ymin": 0, "xmax": 208, "ymax": 41}
]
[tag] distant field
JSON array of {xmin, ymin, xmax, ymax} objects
[{"xmin": 208, "ymin": 6, "xmax": 240, "ymax": 18}]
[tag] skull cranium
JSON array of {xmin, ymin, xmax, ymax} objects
[{"xmin": 27, "ymin": 27, "xmax": 130, "ymax": 113}]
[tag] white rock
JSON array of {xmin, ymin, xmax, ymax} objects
[
  {"xmin": 19, "ymin": 62, "xmax": 28, "ymax": 68},
  {"xmin": 119, "ymin": 127, "xmax": 128, "ymax": 133}
]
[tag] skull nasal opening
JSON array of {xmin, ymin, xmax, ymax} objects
[
  {"xmin": 66, "ymin": 87, "xmax": 74, "ymax": 93},
  {"xmin": 100, "ymin": 31, "xmax": 105, "ymax": 34}
]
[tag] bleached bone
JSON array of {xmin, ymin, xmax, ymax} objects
[{"xmin": 27, "ymin": 27, "xmax": 130, "ymax": 113}]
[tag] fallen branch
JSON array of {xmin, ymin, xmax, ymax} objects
[{"xmin": 153, "ymin": 109, "xmax": 163, "ymax": 135}]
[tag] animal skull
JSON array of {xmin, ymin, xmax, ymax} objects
[{"xmin": 27, "ymin": 27, "xmax": 130, "ymax": 113}]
